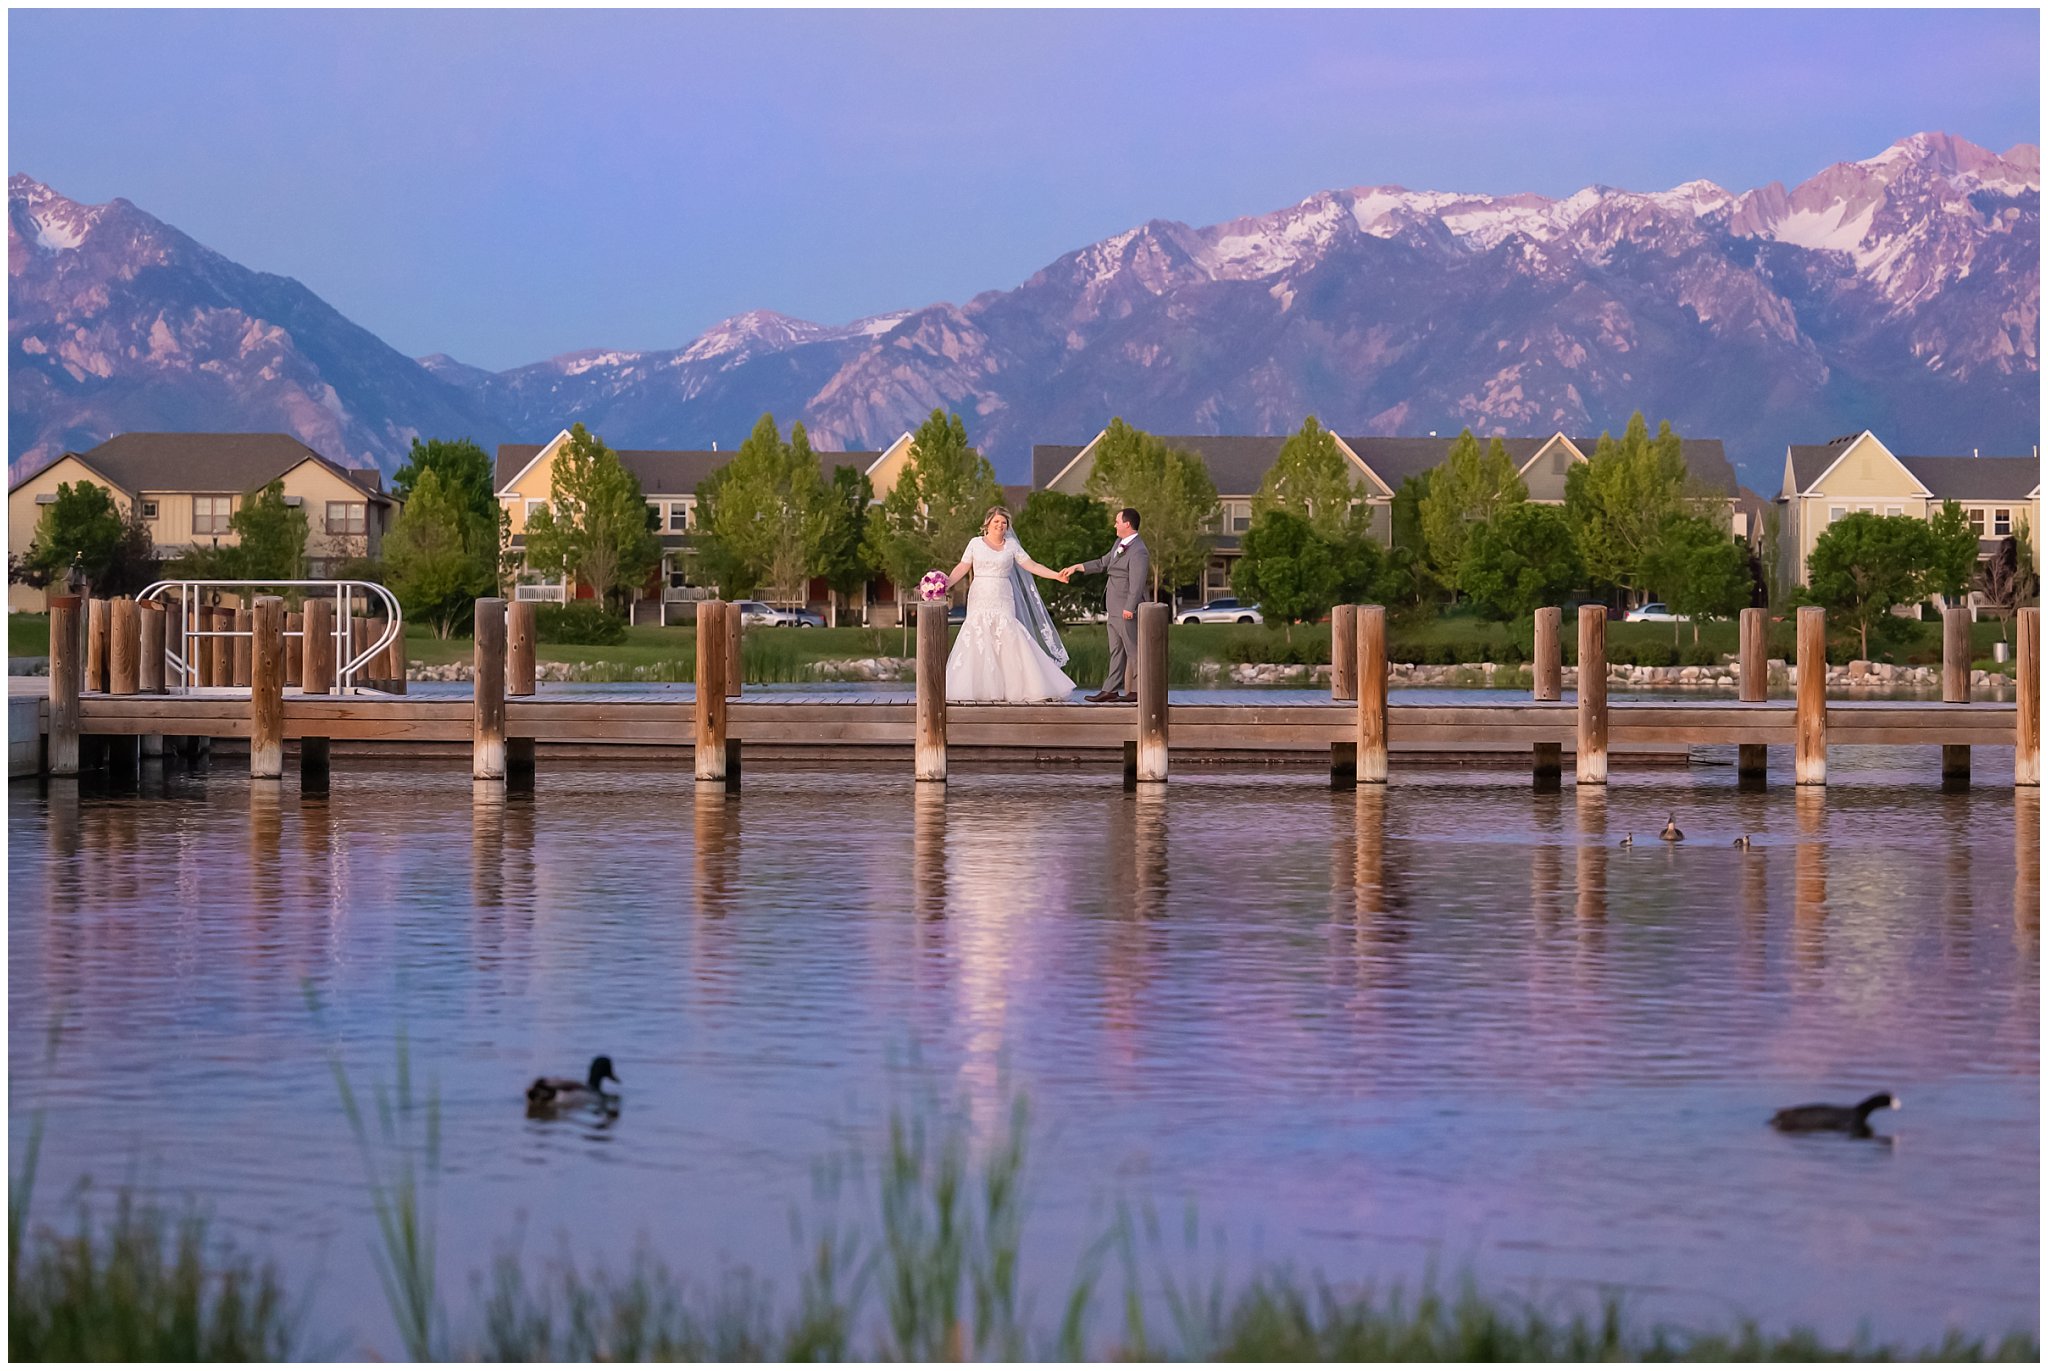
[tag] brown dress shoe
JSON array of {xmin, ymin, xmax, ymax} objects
[
  {"xmin": 1119, "ymin": 692, "xmax": 1139, "ymax": 703},
  {"xmin": 1085, "ymin": 690, "xmax": 1117, "ymax": 703}
]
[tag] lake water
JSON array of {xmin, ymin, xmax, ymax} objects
[{"xmin": 8, "ymin": 748, "xmax": 2038, "ymax": 1354}]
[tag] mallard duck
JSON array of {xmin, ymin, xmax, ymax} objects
[
  {"xmin": 1770, "ymin": 1092, "xmax": 1898, "ymax": 1137},
  {"xmin": 1618, "ymin": 833, "xmax": 1633, "ymax": 848},
  {"xmin": 1659, "ymin": 815, "xmax": 1684, "ymax": 842},
  {"xmin": 1733, "ymin": 834, "xmax": 1752, "ymax": 850},
  {"xmin": 526, "ymin": 1055, "xmax": 619, "ymax": 1111}
]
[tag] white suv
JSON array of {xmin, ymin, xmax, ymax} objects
[{"xmin": 1179, "ymin": 597, "xmax": 1264, "ymax": 625}]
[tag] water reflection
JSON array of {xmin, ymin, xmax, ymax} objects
[
  {"xmin": 2017, "ymin": 789, "xmax": 2039, "ymax": 959},
  {"xmin": 693, "ymin": 783, "xmax": 737, "ymax": 920},
  {"xmin": 1794, "ymin": 789, "xmax": 1827, "ymax": 974},
  {"xmin": 1574, "ymin": 784, "xmax": 1608, "ymax": 935}
]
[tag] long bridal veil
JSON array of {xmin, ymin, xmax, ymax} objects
[{"xmin": 1003, "ymin": 530, "xmax": 1070, "ymax": 666}]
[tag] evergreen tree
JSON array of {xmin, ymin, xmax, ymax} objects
[
  {"xmin": 1084, "ymin": 418, "xmax": 1219, "ymax": 601},
  {"xmin": 1924, "ymin": 500, "xmax": 1980, "ymax": 606},
  {"xmin": 384, "ymin": 467, "xmax": 498, "ymax": 638},
  {"xmin": 394, "ymin": 437, "xmax": 496, "ymax": 524},
  {"xmin": 814, "ymin": 465, "xmax": 877, "ymax": 622},
  {"xmin": 1016, "ymin": 490, "xmax": 1116, "ymax": 621},
  {"xmin": 1231, "ymin": 509, "xmax": 1344, "ymax": 632},
  {"xmin": 521, "ymin": 424, "xmax": 660, "ymax": 613},
  {"xmin": 1804, "ymin": 512, "xmax": 1935, "ymax": 659},
  {"xmin": 1459, "ymin": 504, "xmax": 1583, "ymax": 621},
  {"xmin": 866, "ymin": 409, "xmax": 1001, "ymax": 606},
  {"xmin": 1640, "ymin": 514, "xmax": 1754, "ymax": 644},
  {"xmin": 1252, "ymin": 416, "xmax": 1361, "ymax": 537},
  {"xmin": 11, "ymin": 481, "xmax": 157, "ymax": 595},
  {"xmin": 1419, "ymin": 431, "xmax": 1526, "ymax": 590}
]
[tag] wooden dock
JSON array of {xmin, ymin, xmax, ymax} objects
[{"xmin": 21, "ymin": 596, "xmax": 2039, "ymax": 790}]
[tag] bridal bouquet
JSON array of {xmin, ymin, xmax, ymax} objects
[{"xmin": 918, "ymin": 570, "xmax": 951, "ymax": 602}]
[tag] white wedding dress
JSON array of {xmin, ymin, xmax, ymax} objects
[{"xmin": 946, "ymin": 537, "xmax": 1078, "ymax": 703}]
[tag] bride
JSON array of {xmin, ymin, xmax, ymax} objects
[{"xmin": 943, "ymin": 507, "xmax": 1078, "ymax": 703}]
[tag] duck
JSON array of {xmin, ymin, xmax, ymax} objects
[
  {"xmin": 526, "ymin": 1055, "xmax": 620, "ymax": 1112},
  {"xmin": 1769, "ymin": 1092, "xmax": 1899, "ymax": 1137},
  {"xmin": 1659, "ymin": 815, "xmax": 1684, "ymax": 842},
  {"xmin": 1733, "ymin": 834, "xmax": 1752, "ymax": 850},
  {"xmin": 1618, "ymin": 833, "xmax": 1633, "ymax": 848}
]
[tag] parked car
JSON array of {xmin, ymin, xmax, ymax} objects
[
  {"xmin": 1178, "ymin": 597, "xmax": 1264, "ymax": 625},
  {"xmin": 1623, "ymin": 602, "xmax": 1685, "ymax": 623},
  {"xmin": 735, "ymin": 600, "xmax": 824, "ymax": 628}
]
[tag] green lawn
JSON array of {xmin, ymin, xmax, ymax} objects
[{"xmin": 10, "ymin": 613, "xmax": 49, "ymax": 657}]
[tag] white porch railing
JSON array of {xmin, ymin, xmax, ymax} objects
[
  {"xmin": 513, "ymin": 582, "xmax": 567, "ymax": 603},
  {"xmin": 137, "ymin": 578, "xmax": 403, "ymax": 693}
]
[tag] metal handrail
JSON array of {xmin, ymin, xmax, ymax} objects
[{"xmin": 136, "ymin": 579, "xmax": 404, "ymax": 693}]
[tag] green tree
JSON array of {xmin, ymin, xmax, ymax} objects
[
  {"xmin": 1975, "ymin": 522, "xmax": 2039, "ymax": 641},
  {"xmin": 1924, "ymin": 500, "xmax": 1980, "ymax": 607},
  {"xmin": 1804, "ymin": 512, "xmax": 1934, "ymax": 658},
  {"xmin": 696, "ymin": 414, "xmax": 831, "ymax": 603},
  {"xmin": 1563, "ymin": 412, "xmax": 1709, "ymax": 595},
  {"xmin": 384, "ymin": 467, "xmax": 498, "ymax": 638},
  {"xmin": 1252, "ymin": 416, "xmax": 1360, "ymax": 538},
  {"xmin": 814, "ymin": 464, "xmax": 877, "ymax": 623},
  {"xmin": 520, "ymin": 423, "xmax": 661, "ymax": 613},
  {"xmin": 1459, "ymin": 504, "xmax": 1583, "ymax": 621},
  {"xmin": 1084, "ymin": 418, "xmax": 1219, "ymax": 601},
  {"xmin": 10, "ymin": 481, "xmax": 158, "ymax": 595},
  {"xmin": 1015, "ymin": 490, "xmax": 1115, "ymax": 621},
  {"xmin": 1419, "ymin": 431, "xmax": 1526, "ymax": 590},
  {"xmin": 1641, "ymin": 514, "xmax": 1754, "ymax": 643},
  {"xmin": 866, "ymin": 409, "xmax": 1001, "ymax": 607},
  {"xmin": 394, "ymin": 437, "xmax": 496, "ymax": 523},
  {"xmin": 1231, "ymin": 509, "xmax": 1344, "ymax": 631},
  {"xmin": 224, "ymin": 480, "xmax": 310, "ymax": 580}
]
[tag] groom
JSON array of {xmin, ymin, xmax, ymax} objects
[{"xmin": 1064, "ymin": 507, "xmax": 1150, "ymax": 703}]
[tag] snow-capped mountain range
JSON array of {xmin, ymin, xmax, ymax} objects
[{"xmin": 9, "ymin": 132, "xmax": 2038, "ymax": 490}]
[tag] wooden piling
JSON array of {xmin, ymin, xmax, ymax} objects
[
  {"xmin": 197, "ymin": 606, "xmax": 217, "ymax": 687},
  {"xmin": 473, "ymin": 597, "xmax": 506, "ymax": 781},
  {"xmin": 915, "ymin": 600, "xmax": 947, "ymax": 783},
  {"xmin": 1532, "ymin": 606, "xmax": 1561, "ymax": 786},
  {"xmin": 233, "ymin": 601, "xmax": 253, "ymax": 689},
  {"xmin": 1135, "ymin": 602, "xmax": 1169, "ymax": 783},
  {"xmin": 1331, "ymin": 604, "xmax": 1358, "ymax": 702},
  {"xmin": 109, "ymin": 598, "xmax": 140, "ymax": 696},
  {"xmin": 85, "ymin": 597, "xmax": 109, "ymax": 694},
  {"xmin": 2018, "ymin": 606, "xmax": 2039, "ymax": 787},
  {"xmin": 139, "ymin": 602, "xmax": 166, "ymax": 694},
  {"xmin": 694, "ymin": 598, "xmax": 729, "ymax": 783},
  {"xmin": 48, "ymin": 596, "xmax": 80, "ymax": 776},
  {"xmin": 250, "ymin": 596, "xmax": 285, "ymax": 779},
  {"xmin": 1738, "ymin": 606, "xmax": 1768, "ymax": 784},
  {"xmin": 285, "ymin": 611, "xmax": 304, "ymax": 688},
  {"xmin": 1795, "ymin": 605, "xmax": 1827, "ymax": 786},
  {"xmin": 300, "ymin": 598, "xmax": 333, "ymax": 789},
  {"xmin": 1942, "ymin": 606, "xmax": 1972, "ymax": 785},
  {"xmin": 508, "ymin": 600, "xmax": 537, "ymax": 696},
  {"xmin": 1357, "ymin": 604, "xmax": 1388, "ymax": 784},
  {"xmin": 725, "ymin": 600, "xmax": 743, "ymax": 700},
  {"xmin": 364, "ymin": 615, "xmax": 387, "ymax": 691},
  {"xmin": 382, "ymin": 615, "xmax": 408, "ymax": 693},
  {"xmin": 1576, "ymin": 605, "xmax": 1607, "ymax": 785}
]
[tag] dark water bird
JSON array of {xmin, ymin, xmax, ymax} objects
[
  {"xmin": 1733, "ymin": 834, "xmax": 1752, "ymax": 850},
  {"xmin": 1619, "ymin": 833, "xmax": 1633, "ymax": 848},
  {"xmin": 1770, "ymin": 1092, "xmax": 1899, "ymax": 1137},
  {"xmin": 526, "ymin": 1055, "xmax": 620, "ymax": 1112},
  {"xmin": 1659, "ymin": 815, "xmax": 1684, "ymax": 842}
]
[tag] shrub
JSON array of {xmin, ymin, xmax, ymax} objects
[
  {"xmin": 534, "ymin": 601, "xmax": 627, "ymax": 645},
  {"xmin": 1681, "ymin": 643, "xmax": 1720, "ymax": 667}
]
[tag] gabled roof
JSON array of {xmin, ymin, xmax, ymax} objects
[
  {"xmin": 1032, "ymin": 444, "xmax": 1087, "ymax": 489},
  {"xmin": 1036, "ymin": 432, "xmax": 1387, "ymax": 498},
  {"xmin": 1347, "ymin": 433, "xmax": 1739, "ymax": 495},
  {"xmin": 12, "ymin": 432, "xmax": 389, "ymax": 502},
  {"xmin": 1895, "ymin": 455, "xmax": 2040, "ymax": 502},
  {"xmin": 495, "ymin": 440, "xmax": 879, "ymax": 499},
  {"xmin": 1786, "ymin": 433, "xmax": 1864, "ymax": 493}
]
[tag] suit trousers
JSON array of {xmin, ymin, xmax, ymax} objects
[{"xmin": 1102, "ymin": 612, "xmax": 1135, "ymax": 692}]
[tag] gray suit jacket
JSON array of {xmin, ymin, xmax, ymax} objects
[{"xmin": 1081, "ymin": 535, "xmax": 1150, "ymax": 620}]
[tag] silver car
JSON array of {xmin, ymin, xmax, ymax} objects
[
  {"xmin": 736, "ymin": 600, "xmax": 824, "ymax": 628},
  {"xmin": 1179, "ymin": 597, "xmax": 1263, "ymax": 625}
]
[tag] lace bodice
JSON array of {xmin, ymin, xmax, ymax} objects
[{"xmin": 963, "ymin": 538, "xmax": 1020, "ymax": 603}]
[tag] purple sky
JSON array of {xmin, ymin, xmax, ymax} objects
[{"xmin": 10, "ymin": 8, "xmax": 2038, "ymax": 371}]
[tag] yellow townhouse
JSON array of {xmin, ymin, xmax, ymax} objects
[{"xmin": 8, "ymin": 432, "xmax": 396, "ymax": 612}]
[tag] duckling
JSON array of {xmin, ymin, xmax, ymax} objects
[
  {"xmin": 1618, "ymin": 833, "xmax": 1633, "ymax": 848},
  {"xmin": 1733, "ymin": 834, "xmax": 1752, "ymax": 850},
  {"xmin": 1659, "ymin": 815, "xmax": 1684, "ymax": 843},
  {"xmin": 1769, "ymin": 1091, "xmax": 1898, "ymax": 1138},
  {"xmin": 526, "ymin": 1055, "xmax": 620, "ymax": 1112}
]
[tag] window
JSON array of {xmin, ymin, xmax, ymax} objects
[
  {"xmin": 193, "ymin": 495, "xmax": 233, "ymax": 534},
  {"xmin": 324, "ymin": 501, "xmax": 366, "ymax": 535},
  {"xmin": 1231, "ymin": 503, "xmax": 1252, "ymax": 533},
  {"xmin": 669, "ymin": 501, "xmax": 690, "ymax": 532},
  {"xmin": 1884, "ymin": 505, "xmax": 1903, "ymax": 517},
  {"xmin": 1828, "ymin": 506, "xmax": 1846, "ymax": 524},
  {"xmin": 525, "ymin": 498, "xmax": 546, "ymax": 522},
  {"xmin": 1994, "ymin": 508, "xmax": 2012, "ymax": 536},
  {"xmin": 140, "ymin": 499, "xmax": 158, "ymax": 519},
  {"xmin": 1968, "ymin": 508, "xmax": 1986, "ymax": 535}
]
